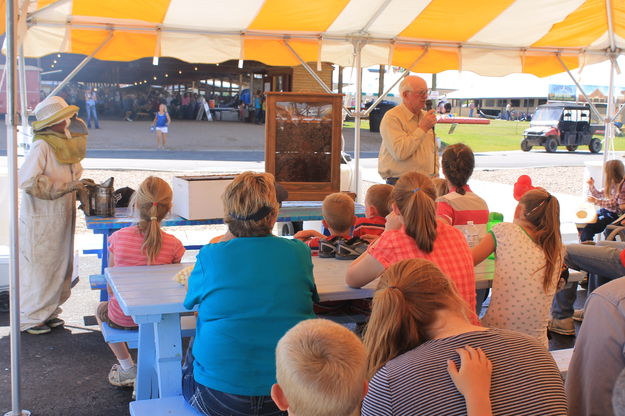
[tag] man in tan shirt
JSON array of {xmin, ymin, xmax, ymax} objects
[{"xmin": 378, "ymin": 76, "xmax": 438, "ymax": 184}]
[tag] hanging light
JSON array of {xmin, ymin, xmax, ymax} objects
[
  {"xmin": 57, "ymin": 53, "xmax": 61, "ymax": 58},
  {"xmin": 238, "ymin": 60, "xmax": 244, "ymax": 69},
  {"xmin": 152, "ymin": 56, "xmax": 159, "ymax": 66},
  {"xmin": 134, "ymin": 82, "xmax": 137, "ymax": 85},
  {"xmin": 165, "ymin": 74, "xmax": 169, "ymax": 77},
  {"xmin": 178, "ymin": 70, "xmax": 182, "ymax": 74},
  {"xmin": 216, "ymin": 63, "xmax": 219, "ymax": 67},
  {"xmin": 153, "ymin": 76, "xmax": 157, "ymax": 80},
  {"xmin": 194, "ymin": 67, "xmax": 198, "ymax": 71},
  {"xmin": 53, "ymin": 60, "xmax": 57, "ymax": 64}
]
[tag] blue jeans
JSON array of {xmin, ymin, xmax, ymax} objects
[
  {"xmin": 86, "ymin": 103, "xmax": 99, "ymax": 128},
  {"xmin": 182, "ymin": 341, "xmax": 286, "ymax": 416},
  {"xmin": 551, "ymin": 241, "xmax": 625, "ymax": 319},
  {"xmin": 579, "ymin": 208, "xmax": 619, "ymax": 242}
]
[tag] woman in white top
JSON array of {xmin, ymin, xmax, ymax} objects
[{"xmin": 473, "ymin": 189, "xmax": 564, "ymax": 348}]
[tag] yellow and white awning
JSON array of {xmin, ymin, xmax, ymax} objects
[{"xmin": 4, "ymin": 0, "xmax": 625, "ymax": 76}]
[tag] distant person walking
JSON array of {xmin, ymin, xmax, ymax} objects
[
  {"xmin": 254, "ymin": 90, "xmax": 264, "ymax": 124},
  {"xmin": 85, "ymin": 89, "xmax": 100, "ymax": 129},
  {"xmin": 469, "ymin": 100, "xmax": 475, "ymax": 117},
  {"xmin": 152, "ymin": 104, "xmax": 171, "ymax": 150},
  {"xmin": 505, "ymin": 103, "xmax": 512, "ymax": 120}
]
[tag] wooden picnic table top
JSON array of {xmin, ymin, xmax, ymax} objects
[{"xmin": 87, "ymin": 201, "xmax": 366, "ymax": 231}]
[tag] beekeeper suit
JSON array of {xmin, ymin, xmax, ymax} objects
[{"xmin": 19, "ymin": 96, "xmax": 87, "ymax": 334}]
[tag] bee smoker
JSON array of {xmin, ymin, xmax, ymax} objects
[{"xmin": 79, "ymin": 177, "xmax": 116, "ymax": 216}]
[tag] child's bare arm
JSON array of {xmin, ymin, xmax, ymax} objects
[
  {"xmin": 472, "ymin": 233, "xmax": 495, "ymax": 266},
  {"xmin": 447, "ymin": 346, "xmax": 493, "ymax": 416},
  {"xmin": 293, "ymin": 229, "xmax": 325, "ymax": 241}
]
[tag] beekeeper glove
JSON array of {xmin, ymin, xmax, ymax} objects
[
  {"xmin": 80, "ymin": 178, "xmax": 97, "ymax": 188},
  {"xmin": 22, "ymin": 174, "xmax": 84, "ymax": 200}
]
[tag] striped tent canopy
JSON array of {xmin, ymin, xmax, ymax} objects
[{"xmin": 3, "ymin": 0, "xmax": 625, "ymax": 77}]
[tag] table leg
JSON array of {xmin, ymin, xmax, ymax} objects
[
  {"xmin": 154, "ymin": 313, "xmax": 183, "ymax": 397},
  {"xmin": 100, "ymin": 230, "xmax": 113, "ymax": 301},
  {"xmin": 136, "ymin": 322, "xmax": 156, "ymax": 400}
]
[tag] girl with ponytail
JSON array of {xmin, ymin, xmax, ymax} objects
[
  {"xmin": 361, "ymin": 259, "xmax": 567, "ymax": 416},
  {"xmin": 96, "ymin": 176, "xmax": 185, "ymax": 387},
  {"xmin": 346, "ymin": 171, "xmax": 477, "ymax": 316},
  {"xmin": 473, "ymin": 188, "xmax": 564, "ymax": 348}
]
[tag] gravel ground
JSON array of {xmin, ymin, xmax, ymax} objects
[{"xmin": 472, "ymin": 166, "xmax": 584, "ymax": 196}]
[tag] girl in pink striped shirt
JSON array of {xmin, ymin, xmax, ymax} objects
[{"xmin": 96, "ymin": 176, "xmax": 185, "ymax": 388}]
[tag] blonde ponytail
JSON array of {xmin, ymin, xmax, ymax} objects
[
  {"xmin": 131, "ymin": 177, "xmax": 173, "ymax": 265},
  {"xmin": 391, "ymin": 172, "xmax": 438, "ymax": 253},
  {"xmin": 364, "ymin": 259, "xmax": 469, "ymax": 378}
]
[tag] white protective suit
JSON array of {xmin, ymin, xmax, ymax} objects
[{"xmin": 18, "ymin": 120, "xmax": 86, "ymax": 331}]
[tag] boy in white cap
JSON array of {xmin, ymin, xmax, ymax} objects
[{"xmin": 19, "ymin": 96, "xmax": 88, "ymax": 334}]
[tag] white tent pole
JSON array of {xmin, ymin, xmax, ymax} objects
[
  {"xmin": 46, "ymin": 32, "xmax": 114, "ymax": 99},
  {"xmin": 352, "ymin": 40, "xmax": 363, "ymax": 195},
  {"xmin": 4, "ymin": 0, "xmax": 27, "ymax": 415},
  {"xmin": 604, "ymin": 57, "xmax": 616, "ymax": 164},
  {"xmin": 18, "ymin": 46, "xmax": 28, "ymax": 132},
  {"xmin": 556, "ymin": 55, "xmax": 603, "ymax": 121},
  {"xmin": 363, "ymin": 48, "xmax": 430, "ymax": 117},
  {"xmin": 283, "ymin": 40, "xmax": 353, "ymax": 117},
  {"xmin": 606, "ymin": 0, "xmax": 616, "ymax": 52}
]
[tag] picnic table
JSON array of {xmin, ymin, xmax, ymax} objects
[
  {"xmin": 105, "ymin": 257, "xmax": 494, "ymax": 401},
  {"xmin": 86, "ymin": 201, "xmax": 366, "ymax": 273}
]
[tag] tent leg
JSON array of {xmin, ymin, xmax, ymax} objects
[
  {"xmin": 283, "ymin": 40, "xmax": 353, "ymax": 117},
  {"xmin": 604, "ymin": 57, "xmax": 616, "ymax": 164},
  {"xmin": 4, "ymin": 0, "xmax": 29, "ymax": 415},
  {"xmin": 46, "ymin": 32, "xmax": 114, "ymax": 98},
  {"xmin": 18, "ymin": 47, "xmax": 27, "ymax": 129},
  {"xmin": 352, "ymin": 41, "xmax": 363, "ymax": 195},
  {"xmin": 556, "ymin": 55, "xmax": 603, "ymax": 122}
]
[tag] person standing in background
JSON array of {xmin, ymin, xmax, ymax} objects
[{"xmin": 85, "ymin": 89, "xmax": 100, "ymax": 129}]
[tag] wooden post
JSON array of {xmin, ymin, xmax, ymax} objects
[{"xmin": 338, "ymin": 66, "xmax": 343, "ymax": 94}]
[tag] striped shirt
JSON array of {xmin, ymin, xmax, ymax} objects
[
  {"xmin": 362, "ymin": 329, "xmax": 567, "ymax": 416},
  {"xmin": 107, "ymin": 225, "xmax": 185, "ymax": 326},
  {"xmin": 368, "ymin": 220, "xmax": 476, "ymax": 315},
  {"xmin": 589, "ymin": 181, "xmax": 625, "ymax": 214},
  {"xmin": 436, "ymin": 185, "xmax": 489, "ymax": 238},
  {"xmin": 353, "ymin": 216, "xmax": 386, "ymax": 238}
]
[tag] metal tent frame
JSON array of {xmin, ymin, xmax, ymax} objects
[{"xmin": 4, "ymin": 1, "xmax": 625, "ymax": 415}]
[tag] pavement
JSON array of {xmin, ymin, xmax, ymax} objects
[{"xmin": 0, "ymin": 118, "xmax": 592, "ymax": 415}]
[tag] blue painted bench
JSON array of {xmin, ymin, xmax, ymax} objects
[
  {"xmin": 101, "ymin": 315, "xmax": 197, "ymax": 349},
  {"xmin": 130, "ymin": 395, "xmax": 199, "ymax": 415}
]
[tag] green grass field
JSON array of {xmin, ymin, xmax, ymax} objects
[{"xmin": 344, "ymin": 119, "xmax": 625, "ymax": 152}]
